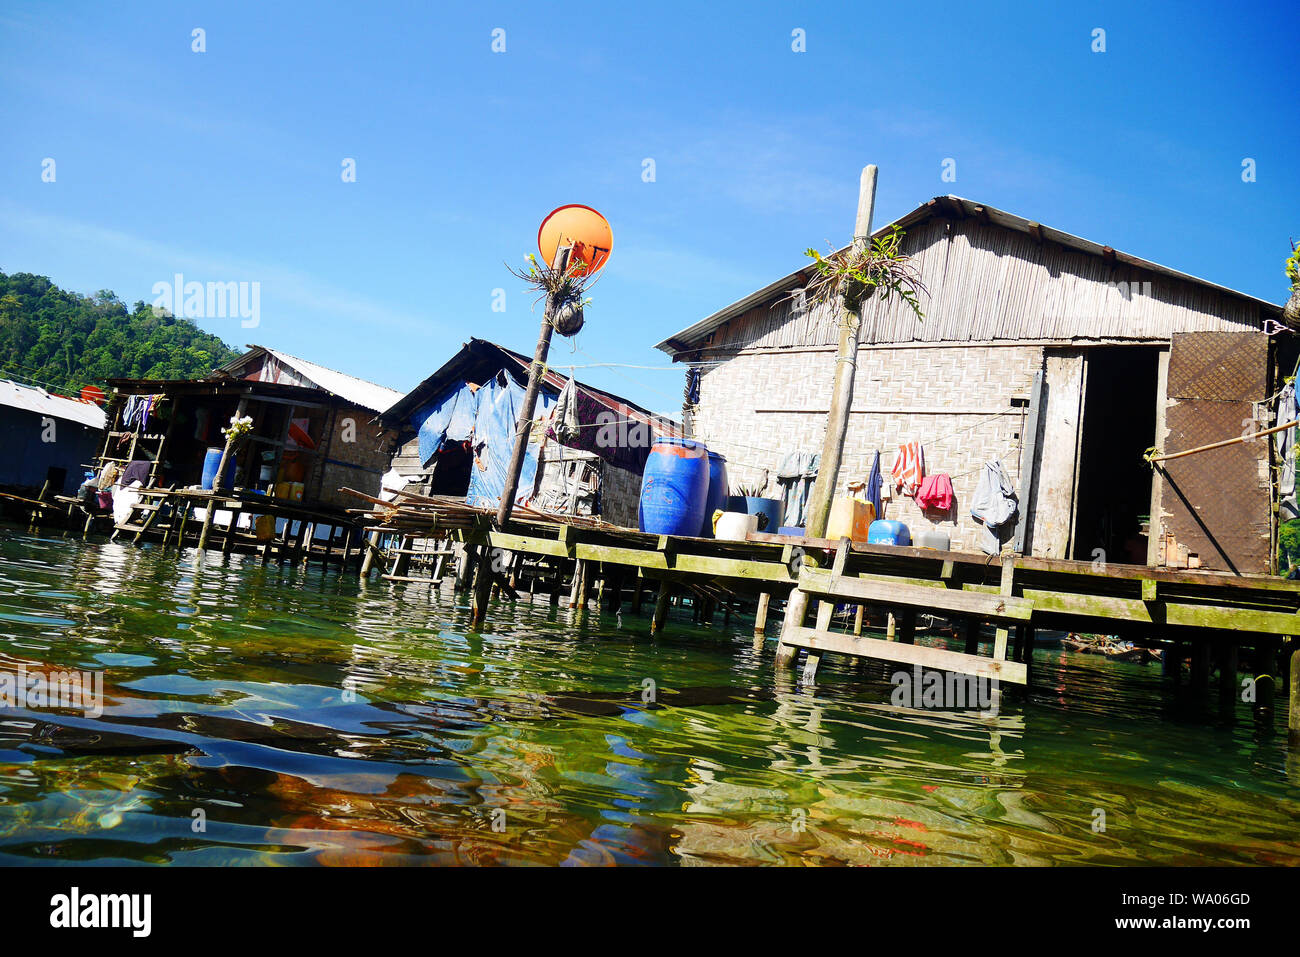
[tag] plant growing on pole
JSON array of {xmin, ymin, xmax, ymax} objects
[
  {"xmin": 794, "ymin": 224, "xmax": 928, "ymax": 322},
  {"xmin": 505, "ymin": 251, "xmax": 601, "ymax": 337},
  {"xmin": 1285, "ymin": 239, "xmax": 1300, "ymax": 324}
]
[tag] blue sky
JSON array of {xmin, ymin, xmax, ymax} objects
[{"xmin": 1, "ymin": 0, "xmax": 1295, "ymax": 413}]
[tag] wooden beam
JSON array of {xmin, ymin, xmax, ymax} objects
[
  {"xmin": 784, "ymin": 626, "xmax": 1027, "ymax": 684},
  {"xmin": 800, "ymin": 568, "xmax": 1032, "ymax": 622}
]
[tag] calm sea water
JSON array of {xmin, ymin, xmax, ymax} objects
[{"xmin": 0, "ymin": 526, "xmax": 1297, "ymax": 866}]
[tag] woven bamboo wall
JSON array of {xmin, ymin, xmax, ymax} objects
[
  {"xmin": 691, "ymin": 344, "xmax": 1045, "ymax": 552},
  {"xmin": 316, "ymin": 404, "xmax": 392, "ymax": 509}
]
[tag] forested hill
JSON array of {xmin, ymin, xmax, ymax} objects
[{"xmin": 0, "ymin": 271, "xmax": 239, "ymax": 396}]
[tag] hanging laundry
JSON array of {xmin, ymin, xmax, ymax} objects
[
  {"xmin": 863, "ymin": 450, "xmax": 884, "ymax": 519},
  {"xmin": 1276, "ymin": 382, "xmax": 1297, "ymax": 520},
  {"xmin": 549, "ymin": 376, "xmax": 581, "ymax": 445},
  {"xmin": 891, "ymin": 441, "xmax": 925, "ymax": 497},
  {"xmin": 120, "ymin": 460, "xmax": 152, "ymax": 487},
  {"xmin": 970, "ymin": 459, "xmax": 1018, "ymax": 555},
  {"xmin": 915, "ymin": 472, "xmax": 954, "ymax": 514},
  {"xmin": 121, "ymin": 395, "xmax": 145, "ymax": 430},
  {"xmin": 776, "ymin": 450, "xmax": 819, "ymax": 528}
]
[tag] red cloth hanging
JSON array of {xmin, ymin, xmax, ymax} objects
[
  {"xmin": 916, "ymin": 472, "xmax": 954, "ymax": 512},
  {"xmin": 891, "ymin": 441, "xmax": 925, "ymax": 496}
]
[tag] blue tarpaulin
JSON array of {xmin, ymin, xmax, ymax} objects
[
  {"xmin": 413, "ymin": 381, "xmax": 479, "ymax": 466},
  {"xmin": 411, "ymin": 372, "xmax": 554, "ymax": 511}
]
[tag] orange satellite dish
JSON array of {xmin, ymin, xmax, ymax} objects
[
  {"xmin": 537, "ymin": 204, "xmax": 612, "ymax": 276},
  {"xmin": 80, "ymin": 385, "xmax": 105, "ymax": 405}
]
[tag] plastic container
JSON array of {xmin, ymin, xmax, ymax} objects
[
  {"xmin": 201, "ymin": 447, "xmax": 236, "ymax": 490},
  {"xmin": 827, "ymin": 497, "xmax": 876, "ymax": 541},
  {"xmin": 713, "ymin": 511, "xmax": 759, "ymax": 541},
  {"xmin": 728, "ymin": 495, "xmax": 782, "ymax": 534},
  {"xmin": 777, "ymin": 525, "xmax": 806, "ymax": 537},
  {"xmin": 867, "ymin": 519, "xmax": 912, "ymax": 546},
  {"xmin": 914, "ymin": 528, "xmax": 951, "ymax": 550},
  {"xmin": 639, "ymin": 437, "xmax": 710, "ymax": 536},
  {"xmin": 700, "ymin": 450, "xmax": 730, "ymax": 536}
]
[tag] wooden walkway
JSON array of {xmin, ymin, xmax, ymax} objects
[
  {"xmin": 342, "ymin": 489, "xmax": 1300, "ymax": 742},
  {"xmin": 100, "ymin": 487, "xmax": 368, "ymax": 568}
]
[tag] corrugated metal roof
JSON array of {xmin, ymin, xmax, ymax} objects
[
  {"xmin": 214, "ymin": 345, "xmax": 404, "ymax": 414},
  {"xmin": 654, "ymin": 195, "xmax": 1285, "ymax": 355},
  {"xmin": 0, "ymin": 380, "xmax": 106, "ymax": 429}
]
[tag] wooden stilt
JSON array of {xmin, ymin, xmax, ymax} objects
[
  {"xmin": 1218, "ymin": 639, "xmax": 1239, "ymax": 717},
  {"xmin": 577, "ymin": 560, "xmax": 590, "ymax": 610},
  {"xmin": 803, "ymin": 600, "xmax": 836, "ymax": 683},
  {"xmin": 632, "ymin": 573, "xmax": 645, "ymax": 615},
  {"xmin": 454, "ymin": 544, "xmax": 474, "ymax": 591},
  {"xmin": 1289, "ymin": 646, "xmax": 1300, "ymax": 748},
  {"xmin": 299, "ymin": 523, "xmax": 316, "ymax": 568},
  {"xmin": 754, "ymin": 592, "xmax": 772, "ymax": 638},
  {"xmin": 898, "ymin": 608, "xmax": 916, "ymax": 645},
  {"xmin": 774, "ymin": 590, "xmax": 811, "ymax": 668},
  {"xmin": 1165, "ymin": 638, "xmax": 1183, "ymax": 682},
  {"xmin": 221, "ymin": 506, "xmax": 239, "ymax": 557},
  {"xmin": 196, "ymin": 506, "xmax": 216, "ymax": 554},
  {"xmin": 1192, "ymin": 639, "xmax": 1211, "ymax": 693},
  {"xmin": 651, "ymin": 581, "xmax": 671, "ymax": 635},
  {"xmin": 470, "ymin": 547, "xmax": 493, "ymax": 629},
  {"xmin": 1020, "ymin": 625, "xmax": 1034, "ymax": 684},
  {"xmin": 853, "ymin": 604, "xmax": 865, "ymax": 636}
]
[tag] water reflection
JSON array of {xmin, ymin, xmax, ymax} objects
[{"xmin": 0, "ymin": 525, "xmax": 1298, "ymax": 866}]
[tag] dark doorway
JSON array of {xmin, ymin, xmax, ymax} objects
[
  {"xmin": 429, "ymin": 441, "xmax": 473, "ymax": 497},
  {"xmin": 1071, "ymin": 346, "xmax": 1160, "ymax": 564}
]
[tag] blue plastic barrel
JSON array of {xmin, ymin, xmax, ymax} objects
[
  {"xmin": 867, "ymin": 519, "xmax": 911, "ymax": 546},
  {"xmin": 700, "ymin": 450, "xmax": 729, "ymax": 536},
  {"xmin": 201, "ymin": 447, "xmax": 237, "ymax": 491},
  {"xmin": 639, "ymin": 437, "xmax": 710, "ymax": 536}
]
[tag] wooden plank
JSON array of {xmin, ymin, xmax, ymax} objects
[
  {"xmin": 1020, "ymin": 587, "xmax": 1300, "ymax": 635},
  {"xmin": 785, "ymin": 627, "xmax": 1028, "ymax": 684},
  {"xmin": 799, "ymin": 569, "xmax": 1033, "ymax": 622},
  {"xmin": 484, "ymin": 530, "xmax": 794, "ymax": 584}
]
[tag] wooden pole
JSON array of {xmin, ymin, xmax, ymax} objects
[
  {"xmin": 754, "ymin": 591, "xmax": 772, "ymax": 638},
  {"xmin": 471, "ymin": 546, "xmax": 493, "ymax": 629},
  {"xmin": 1289, "ymin": 646, "xmax": 1300, "ymax": 748},
  {"xmin": 496, "ymin": 248, "xmax": 570, "ymax": 527},
  {"xmin": 197, "ymin": 398, "xmax": 247, "ymax": 555},
  {"xmin": 774, "ymin": 589, "xmax": 811, "ymax": 668},
  {"xmin": 803, "ymin": 164, "xmax": 877, "ymax": 539},
  {"xmin": 651, "ymin": 581, "xmax": 672, "ymax": 635},
  {"xmin": 1149, "ymin": 417, "xmax": 1298, "ymax": 464}
]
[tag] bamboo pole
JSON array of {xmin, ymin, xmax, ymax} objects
[
  {"xmin": 497, "ymin": 247, "xmax": 570, "ymax": 527},
  {"xmin": 803, "ymin": 164, "xmax": 877, "ymax": 539},
  {"xmin": 1148, "ymin": 418, "xmax": 1297, "ymax": 464}
]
